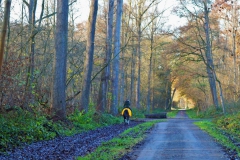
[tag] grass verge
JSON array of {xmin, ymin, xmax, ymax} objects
[
  {"xmin": 185, "ymin": 109, "xmax": 199, "ymax": 118},
  {"xmin": 167, "ymin": 110, "xmax": 178, "ymax": 118},
  {"xmin": 187, "ymin": 108, "xmax": 240, "ymax": 157},
  {"xmin": 77, "ymin": 120, "xmax": 162, "ymax": 160},
  {"xmin": 195, "ymin": 120, "xmax": 240, "ymax": 157}
]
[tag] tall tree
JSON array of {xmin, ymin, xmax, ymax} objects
[
  {"xmin": 146, "ymin": 3, "xmax": 163, "ymax": 112},
  {"xmin": 231, "ymin": 0, "xmax": 238, "ymax": 93},
  {"xmin": 0, "ymin": 0, "xmax": 11, "ymax": 77},
  {"xmin": 119, "ymin": 4, "xmax": 132, "ymax": 107},
  {"xmin": 24, "ymin": 0, "xmax": 37, "ymax": 89},
  {"xmin": 51, "ymin": 0, "xmax": 69, "ymax": 120},
  {"xmin": 79, "ymin": 0, "xmax": 98, "ymax": 112},
  {"xmin": 97, "ymin": 0, "xmax": 114, "ymax": 112},
  {"xmin": 111, "ymin": 0, "xmax": 123, "ymax": 115},
  {"xmin": 177, "ymin": 0, "xmax": 219, "ymax": 109},
  {"xmin": 203, "ymin": 0, "xmax": 219, "ymax": 109},
  {"xmin": 134, "ymin": 0, "xmax": 157, "ymax": 108}
]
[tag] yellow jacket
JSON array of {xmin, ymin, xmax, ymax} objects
[{"xmin": 121, "ymin": 108, "xmax": 132, "ymax": 117}]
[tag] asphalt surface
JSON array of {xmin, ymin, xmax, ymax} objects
[{"xmin": 130, "ymin": 110, "xmax": 228, "ymax": 160}]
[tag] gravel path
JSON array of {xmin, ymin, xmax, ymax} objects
[
  {"xmin": 0, "ymin": 121, "xmax": 142, "ymax": 160},
  {"xmin": 121, "ymin": 111, "xmax": 231, "ymax": 160}
]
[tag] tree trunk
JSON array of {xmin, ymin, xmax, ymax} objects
[
  {"xmin": 146, "ymin": 20, "xmax": 155, "ymax": 113},
  {"xmin": 212, "ymin": 69, "xmax": 226, "ymax": 114},
  {"xmin": 231, "ymin": 1, "xmax": 238, "ymax": 100},
  {"xmin": 26, "ymin": 0, "xmax": 37, "ymax": 89},
  {"xmin": 152, "ymin": 58, "xmax": 156, "ymax": 109},
  {"xmin": 135, "ymin": 0, "xmax": 156, "ymax": 109},
  {"xmin": 0, "ymin": 0, "xmax": 11, "ymax": 112},
  {"xmin": 171, "ymin": 88, "xmax": 176, "ymax": 108},
  {"xmin": 51, "ymin": 0, "xmax": 69, "ymax": 120},
  {"xmin": 111, "ymin": 0, "xmax": 123, "ymax": 115},
  {"xmin": 97, "ymin": 0, "xmax": 114, "ymax": 112},
  {"xmin": 4, "ymin": 12, "xmax": 10, "ymax": 62},
  {"xmin": 136, "ymin": 10, "xmax": 142, "ymax": 109},
  {"xmin": 0, "ymin": 0, "xmax": 11, "ymax": 76},
  {"xmin": 136, "ymin": 3, "xmax": 143, "ymax": 108},
  {"xmin": 130, "ymin": 45, "xmax": 136, "ymax": 106},
  {"xmin": 165, "ymin": 80, "xmax": 172, "ymax": 111},
  {"xmin": 203, "ymin": 1, "xmax": 219, "ymax": 109},
  {"xmin": 79, "ymin": 0, "xmax": 98, "ymax": 112},
  {"xmin": 119, "ymin": 12, "xmax": 130, "ymax": 107}
]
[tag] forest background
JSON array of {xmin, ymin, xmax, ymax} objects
[{"xmin": 0, "ymin": 0, "xmax": 240, "ymax": 121}]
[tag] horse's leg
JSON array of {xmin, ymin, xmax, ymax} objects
[{"xmin": 127, "ymin": 116, "xmax": 129, "ymax": 125}]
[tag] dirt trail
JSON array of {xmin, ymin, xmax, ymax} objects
[
  {"xmin": 0, "ymin": 121, "xmax": 142, "ymax": 160},
  {"xmin": 123, "ymin": 110, "xmax": 228, "ymax": 160}
]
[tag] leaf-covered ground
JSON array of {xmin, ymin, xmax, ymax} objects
[{"xmin": 0, "ymin": 121, "xmax": 142, "ymax": 160}]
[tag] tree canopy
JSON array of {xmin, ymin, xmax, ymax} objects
[{"xmin": 0, "ymin": 0, "xmax": 239, "ymax": 117}]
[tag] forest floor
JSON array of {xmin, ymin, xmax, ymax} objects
[
  {"xmin": 0, "ymin": 121, "xmax": 142, "ymax": 160},
  {"xmin": 0, "ymin": 112, "xmax": 239, "ymax": 160}
]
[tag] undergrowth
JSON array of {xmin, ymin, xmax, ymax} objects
[
  {"xmin": 186, "ymin": 107, "xmax": 224, "ymax": 119},
  {"xmin": 0, "ymin": 107, "xmax": 121, "ymax": 152},
  {"xmin": 0, "ymin": 110, "xmax": 56, "ymax": 151},
  {"xmin": 0, "ymin": 103, "xmax": 173, "ymax": 154},
  {"xmin": 0, "ymin": 105, "xmax": 151, "ymax": 153},
  {"xmin": 130, "ymin": 108, "xmax": 145, "ymax": 119},
  {"xmin": 167, "ymin": 110, "xmax": 178, "ymax": 118},
  {"xmin": 213, "ymin": 113, "xmax": 240, "ymax": 138},
  {"xmin": 77, "ymin": 120, "xmax": 162, "ymax": 160}
]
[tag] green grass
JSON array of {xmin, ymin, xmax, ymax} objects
[
  {"xmin": 0, "ymin": 110, "xmax": 56, "ymax": 151},
  {"xmin": 186, "ymin": 106, "xmax": 226, "ymax": 119},
  {"xmin": 185, "ymin": 109, "xmax": 199, "ymax": 118},
  {"xmin": 195, "ymin": 120, "xmax": 240, "ymax": 156},
  {"xmin": 67, "ymin": 109, "xmax": 121, "ymax": 134},
  {"xmin": 187, "ymin": 108, "xmax": 240, "ymax": 138},
  {"xmin": 0, "ymin": 108, "xmax": 122, "ymax": 152},
  {"xmin": 187, "ymin": 107, "xmax": 240, "ymax": 157},
  {"xmin": 130, "ymin": 107, "xmax": 145, "ymax": 119},
  {"xmin": 213, "ymin": 113, "xmax": 240, "ymax": 138},
  {"xmin": 77, "ymin": 120, "xmax": 162, "ymax": 160},
  {"xmin": 167, "ymin": 110, "xmax": 178, "ymax": 118}
]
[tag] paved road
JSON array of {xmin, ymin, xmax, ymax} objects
[{"xmin": 131, "ymin": 110, "xmax": 228, "ymax": 160}]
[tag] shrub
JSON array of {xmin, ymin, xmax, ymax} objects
[
  {"xmin": 0, "ymin": 109, "xmax": 56, "ymax": 152},
  {"xmin": 214, "ymin": 113, "xmax": 240, "ymax": 137}
]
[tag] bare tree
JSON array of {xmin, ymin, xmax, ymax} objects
[
  {"xmin": 202, "ymin": 0, "xmax": 219, "ymax": 109},
  {"xmin": 51, "ymin": 0, "xmax": 69, "ymax": 120},
  {"xmin": 229, "ymin": 0, "xmax": 239, "ymax": 100},
  {"xmin": 79, "ymin": 0, "xmax": 98, "ymax": 112},
  {"xmin": 146, "ymin": 3, "xmax": 163, "ymax": 112},
  {"xmin": 24, "ymin": 0, "xmax": 37, "ymax": 89},
  {"xmin": 111, "ymin": 0, "xmax": 123, "ymax": 115},
  {"xmin": 97, "ymin": 0, "xmax": 114, "ymax": 112},
  {"xmin": 133, "ymin": 0, "xmax": 157, "ymax": 108},
  {"xmin": 0, "ymin": 0, "xmax": 11, "ymax": 77}
]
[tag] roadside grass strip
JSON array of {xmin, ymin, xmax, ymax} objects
[
  {"xmin": 195, "ymin": 121, "xmax": 240, "ymax": 157},
  {"xmin": 167, "ymin": 110, "xmax": 179, "ymax": 118},
  {"xmin": 186, "ymin": 109, "xmax": 199, "ymax": 119},
  {"xmin": 77, "ymin": 120, "xmax": 162, "ymax": 160}
]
